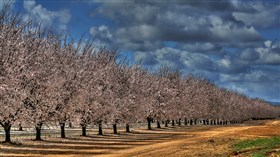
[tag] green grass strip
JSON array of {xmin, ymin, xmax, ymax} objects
[{"xmin": 233, "ymin": 136, "xmax": 280, "ymax": 157}]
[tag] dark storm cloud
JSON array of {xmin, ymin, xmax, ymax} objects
[
  {"xmin": 92, "ymin": 1, "xmax": 262, "ymax": 44},
  {"xmin": 134, "ymin": 47, "xmax": 215, "ymax": 73},
  {"xmin": 217, "ymin": 41, "xmax": 280, "ymax": 74},
  {"xmin": 89, "ymin": 0, "xmax": 280, "ymax": 102},
  {"xmin": 240, "ymin": 49, "xmax": 259, "ymax": 62},
  {"xmin": 219, "ymin": 67, "xmax": 280, "ymax": 101},
  {"xmin": 232, "ymin": 2, "xmax": 280, "ymax": 28},
  {"xmin": 174, "ymin": 0, "xmax": 256, "ymax": 14},
  {"xmin": 181, "ymin": 42, "xmax": 223, "ymax": 54}
]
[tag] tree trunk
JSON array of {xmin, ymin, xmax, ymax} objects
[
  {"xmin": 82, "ymin": 125, "xmax": 87, "ymax": 136},
  {"xmin": 147, "ymin": 117, "xmax": 152, "ymax": 130},
  {"xmin": 190, "ymin": 119, "xmax": 193, "ymax": 125},
  {"xmin": 194, "ymin": 119, "xmax": 197, "ymax": 125},
  {"xmin": 172, "ymin": 120, "xmax": 175, "ymax": 126},
  {"xmin": 126, "ymin": 124, "xmax": 130, "ymax": 133},
  {"xmin": 60, "ymin": 123, "xmax": 66, "ymax": 138},
  {"xmin": 113, "ymin": 124, "xmax": 117, "ymax": 134},
  {"xmin": 165, "ymin": 121, "xmax": 168, "ymax": 127},
  {"xmin": 184, "ymin": 118, "xmax": 187, "ymax": 125},
  {"xmin": 157, "ymin": 121, "xmax": 161, "ymax": 128},
  {"xmin": 178, "ymin": 119, "xmax": 181, "ymax": 125},
  {"xmin": 19, "ymin": 123, "xmax": 23, "ymax": 131},
  {"xmin": 98, "ymin": 123, "xmax": 103, "ymax": 135},
  {"xmin": 35, "ymin": 124, "xmax": 42, "ymax": 140},
  {"xmin": 203, "ymin": 120, "xmax": 206, "ymax": 125},
  {"xmin": 3, "ymin": 122, "xmax": 11, "ymax": 143}
]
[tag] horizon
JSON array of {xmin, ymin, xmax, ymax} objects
[{"xmin": 2, "ymin": 0, "xmax": 280, "ymax": 103}]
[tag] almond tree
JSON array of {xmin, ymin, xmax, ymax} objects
[
  {"xmin": 74, "ymin": 49, "xmax": 117, "ymax": 136},
  {"xmin": 19, "ymin": 31, "xmax": 65, "ymax": 140},
  {"xmin": 165, "ymin": 70, "xmax": 184, "ymax": 126},
  {"xmin": 152, "ymin": 67, "xmax": 182, "ymax": 128},
  {"xmin": 101, "ymin": 62, "xmax": 132, "ymax": 134},
  {"xmin": 122, "ymin": 66, "xmax": 147, "ymax": 132},
  {"xmin": 74, "ymin": 52, "xmax": 99, "ymax": 136},
  {"xmin": 0, "ymin": 8, "xmax": 31, "ymax": 142},
  {"xmin": 138, "ymin": 73, "xmax": 159, "ymax": 130},
  {"xmin": 51, "ymin": 40, "xmax": 80, "ymax": 138}
]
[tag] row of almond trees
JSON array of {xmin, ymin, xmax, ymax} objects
[{"xmin": 1, "ymin": 6, "xmax": 280, "ymax": 143}]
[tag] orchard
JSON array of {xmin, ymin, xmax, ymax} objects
[{"xmin": 1, "ymin": 5, "xmax": 279, "ymax": 143}]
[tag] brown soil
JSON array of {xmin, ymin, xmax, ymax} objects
[{"xmin": 0, "ymin": 120, "xmax": 279, "ymax": 157}]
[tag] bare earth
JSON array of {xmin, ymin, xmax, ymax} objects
[{"xmin": 0, "ymin": 120, "xmax": 279, "ymax": 157}]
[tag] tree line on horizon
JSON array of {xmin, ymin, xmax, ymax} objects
[{"xmin": 1, "ymin": 5, "xmax": 280, "ymax": 143}]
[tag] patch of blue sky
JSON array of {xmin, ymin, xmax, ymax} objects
[{"xmin": 163, "ymin": 41, "xmax": 178, "ymax": 48}]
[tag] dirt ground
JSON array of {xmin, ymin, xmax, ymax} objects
[{"xmin": 0, "ymin": 120, "xmax": 279, "ymax": 157}]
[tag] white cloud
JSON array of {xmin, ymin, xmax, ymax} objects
[
  {"xmin": 244, "ymin": 70, "xmax": 265, "ymax": 81},
  {"xmin": 115, "ymin": 24, "xmax": 159, "ymax": 42},
  {"xmin": 23, "ymin": 0, "xmax": 71, "ymax": 31},
  {"xmin": 232, "ymin": 2, "xmax": 279, "ymax": 28},
  {"xmin": 182, "ymin": 42, "xmax": 218, "ymax": 53},
  {"xmin": 219, "ymin": 69, "xmax": 280, "ymax": 101},
  {"xmin": 218, "ymin": 57, "xmax": 231, "ymax": 69},
  {"xmin": 226, "ymin": 83, "xmax": 249, "ymax": 94},
  {"xmin": 255, "ymin": 41, "xmax": 280, "ymax": 64},
  {"xmin": 157, "ymin": 11, "xmax": 207, "ymax": 29},
  {"xmin": 90, "ymin": 25, "xmax": 113, "ymax": 41},
  {"xmin": 264, "ymin": 40, "xmax": 272, "ymax": 48},
  {"xmin": 209, "ymin": 16, "xmax": 261, "ymax": 42},
  {"xmin": 134, "ymin": 47, "xmax": 214, "ymax": 72}
]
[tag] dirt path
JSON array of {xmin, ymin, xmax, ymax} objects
[
  {"xmin": 103, "ymin": 126, "xmax": 253, "ymax": 157},
  {"xmin": 1, "ymin": 120, "xmax": 279, "ymax": 157}
]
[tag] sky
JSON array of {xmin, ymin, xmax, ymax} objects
[{"xmin": 1, "ymin": 0, "xmax": 280, "ymax": 103}]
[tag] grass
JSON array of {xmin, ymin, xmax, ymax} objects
[{"xmin": 232, "ymin": 136, "xmax": 280, "ymax": 157}]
